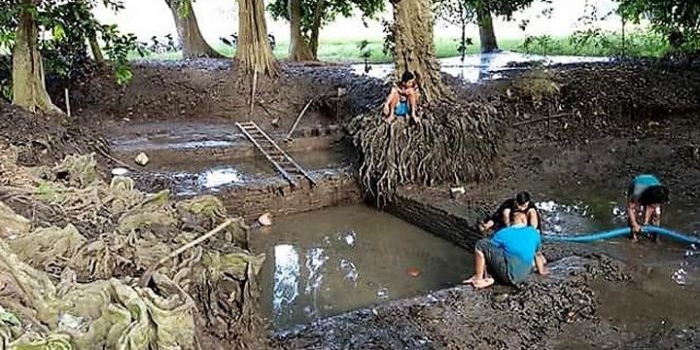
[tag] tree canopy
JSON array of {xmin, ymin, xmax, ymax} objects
[
  {"xmin": 616, "ymin": 0, "xmax": 700, "ymax": 51},
  {"xmin": 267, "ymin": 0, "xmax": 385, "ymax": 56},
  {"xmin": 0, "ymin": 0, "xmax": 140, "ymax": 88}
]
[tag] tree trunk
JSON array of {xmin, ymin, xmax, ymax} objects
[
  {"xmin": 236, "ymin": 0, "xmax": 279, "ymax": 76},
  {"xmin": 165, "ymin": 0, "xmax": 223, "ymax": 59},
  {"xmin": 392, "ymin": 0, "xmax": 452, "ymax": 103},
  {"xmin": 288, "ymin": 0, "xmax": 314, "ymax": 61},
  {"xmin": 309, "ymin": 0, "xmax": 326, "ymax": 58},
  {"xmin": 12, "ymin": 0, "xmax": 61, "ymax": 113},
  {"xmin": 476, "ymin": 5, "xmax": 498, "ymax": 53},
  {"xmin": 88, "ymin": 30, "xmax": 106, "ymax": 67}
]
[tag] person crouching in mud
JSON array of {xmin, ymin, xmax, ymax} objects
[
  {"xmin": 627, "ymin": 174, "xmax": 669, "ymax": 242},
  {"xmin": 478, "ymin": 191, "xmax": 541, "ymax": 234},
  {"xmin": 465, "ymin": 212, "xmax": 548, "ymax": 289},
  {"xmin": 382, "ymin": 71, "xmax": 419, "ymax": 124}
]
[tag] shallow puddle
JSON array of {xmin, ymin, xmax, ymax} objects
[
  {"xmin": 533, "ymin": 182, "xmax": 700, "ymax": 335},
  {"xmin": 250, "ymin": 205, "xmax": 473, "ymax": 329},
  {"xmin": 150, "ymin": 149, "xmax": 349, "ymax": 195},
  {"xmin": 351, "ymin": 51, "xmax": 610, "ymax": 83}
]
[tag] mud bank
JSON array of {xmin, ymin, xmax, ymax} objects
[
  {"xmin": 273, "ymin": 254, "xmax": 628, "ymax": 350},
  {"xmin": 110, "ymin": 122, "xmax": 345, "ymax": 168}
]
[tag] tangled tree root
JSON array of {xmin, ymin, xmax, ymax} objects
[
  {"xmin": 348, "ymin": 100, "xmax": 502, "ymax": 206},
  {"xmin": 0, "ymin": 144, "xmax": 266, "ymax": 349}
]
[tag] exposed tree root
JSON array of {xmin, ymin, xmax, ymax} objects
[{"xmin": 348, "ymin": 101, "xmax": 502, "ymax": 206}]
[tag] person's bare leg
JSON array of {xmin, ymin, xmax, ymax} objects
[
  {"xmin": 463, "ymin": 249, "xmax": 486, "ymax": 284},
  {"xmin": 408, "ymin": 90, "xmax": 419, "ymax": 123},
  {"xmin": 383, "ymin": 90, "xmax": 399, "ymax": 123},
  {"xmin": 645, "ymin": 204, "xmax": 662, "ymax": 242}
]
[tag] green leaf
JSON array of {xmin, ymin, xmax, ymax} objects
[
  {"xmin": 52, "ymin": 24, "xmax": 65, "ymax": 41},
  {"xmin": 0, "ymin": 306, "xmax": 21, "ymax": 327}
]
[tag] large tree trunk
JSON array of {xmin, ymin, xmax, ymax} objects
[
  {"xmin": 309, "ymin": 0, "xmax": 325, "ymax": 58},
  {"xmin": 12, "ymin": 0, "xmax": 61, "ymax": 113},
  {"xmin": 236, "ymin": 0, "xmax": 279, "ymax": 76},
  {"xmin": 288, "ymin": 0, "xmax": 314, "ymax": 61},
  {"xmin": 476, "ymin": 5, "xmax": 498, "ymax": 53},
  {"xmin": 392, "ymin": 0, "xmax": 452, "ymax": 103},
  {"xmin": 165, "ymin": 0, "xmax": 223, "ymax": 59}
]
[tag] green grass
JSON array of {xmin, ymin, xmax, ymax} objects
[{"xmin": 130, "ymin": 31, "xmax": 670, "ymax": 64}]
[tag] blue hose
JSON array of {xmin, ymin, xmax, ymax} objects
[{"xmin": 543, "ymin": 225, "xmax": 700, "ymax": 245}]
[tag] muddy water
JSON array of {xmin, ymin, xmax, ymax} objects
[
  {"xmin": 250, "ymin": 205, "xmax": 473, "ymax": 329},
  {"xmin": 153, "ymin": 149, "xmax": 349, "ymax": 195},
  {"xmin": 533, "ymin": 183, "xmax": 700, "ymax": 337}
]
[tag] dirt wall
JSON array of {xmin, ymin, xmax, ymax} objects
[
  {"xmin": 384, "ymin": 189, "xmax": 486, "ymax": 249},
  {"xmin": 220, "ymin": 171, "xmax": 362, "ymax": 222}
]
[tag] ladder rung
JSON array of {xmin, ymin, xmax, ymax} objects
[{"xmin": 237, "ymin": 121, "xmax": 315, "ymax": 187}]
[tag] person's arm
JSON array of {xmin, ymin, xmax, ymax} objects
[
  {"xmin": 627, "ymin": 200, "xmax": 641, "ymax": 233},
  {"xmin": 408, "ymin": 89, "xmax": 418, "ymax": 119},
  {"xmin": 535, "ymin": 251, "xmax": 548, "ymax": 275},
  {"xmin": 527, "ymin": 208, "xmax": 539, "ymax": 231},
  {"xmin": 501, "ymin": 208, "xmax": 511, "ymax": 227}
]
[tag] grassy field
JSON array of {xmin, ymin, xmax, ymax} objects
[{"xmin": 131, "ymin": 32, "xmax": 670, "ymax": 63}]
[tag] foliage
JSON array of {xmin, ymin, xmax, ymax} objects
[
  {"xmin": 616, "ymin": 0, "xmax": 700, "ymax": 53},
  {"xmin": 267, "ymin": 0, "xmax": 384, "ymax": 48},
  {"xmin": 570, "ymin": 1, "xmax": 620, "ymax": 56},
  {"xmin": 0, "ymin": 0, "xmax": 141, "ymax": 93},
  {"xmin": 432, "ymin": 0, "xmax": 475, "ymax": 60}
]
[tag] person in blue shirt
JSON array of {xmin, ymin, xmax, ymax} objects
[
  {"xmin": 464, "ymin": 212, "xmax": 548, "ymax": 289},
  {"xmin": 627, "ymin": 174, "xmax": 669, "ymax": 242}
]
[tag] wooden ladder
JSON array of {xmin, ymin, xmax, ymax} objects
[{"xmin": 236, "ymin": 121, "xmax": 317, "ymax": 187}]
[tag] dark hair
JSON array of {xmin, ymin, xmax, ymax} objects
[
  {"xmin": 639, "ymin": 185, "xmax": 669, "ymax": 206},
  {"xmin": 401, "ymin": 71, "xmax": 415, "ymax": 83},
  {"xmin": 515, "ymin": 191, "xmax": 531, "ymax": 206}
]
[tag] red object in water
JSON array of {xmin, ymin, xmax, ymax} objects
[{"xmin": 406, "ymin": 267, "xmax": 421, "ymax": 277}]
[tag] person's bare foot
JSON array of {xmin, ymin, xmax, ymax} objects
[
  {"xmin": 630, "ymin": 234, "xmax": 638, "ymax": 243},
  {"xmin": 462, "ymin": 275, "xmax": 479, "ymax": 284},
  {"xmin": 385, "ymin": 115, "xmax": 396, "ymax": 124},
  {"xmin": 473, "ymin": 277, "xmax": 495, "ymax": 289}
]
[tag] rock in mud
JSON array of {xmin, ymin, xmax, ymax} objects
[{"xmin": 134, "ymin": 152, "xmax": 149, "ymax": 166}]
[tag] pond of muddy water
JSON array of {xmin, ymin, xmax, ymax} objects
[
  {"xmin": 534, "ymin": 183, "xmax": 700, "ymax": 336},
  {"xmin": 250, "ymin": 205, "xmax": 473, "ymax": 329},
  {"xmin": 149, "ymin": 149, "xmax": 350, "ymax": 195}
]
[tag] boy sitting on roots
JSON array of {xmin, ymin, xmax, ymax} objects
[{"xmin": 382, "ymin": 71, "xmax": 420, "ymax": 124}]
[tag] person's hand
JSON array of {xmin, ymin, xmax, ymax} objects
[
  {"xmin": 631, "ymin": 222, "xmax": 642, "ymax": 234},
  {"xmin": 630, "ymin": 223, "xmax": 641, "ymax": 242},
  {"xmin": 478, "ymin": 222, "xmax": 487, "ymax": 233},
  {"xmin": 539, "ymin": 266, "xmax": 549, "ymax": 276},
  {"xmin": 382, "ymin": 104, "xmax": 390, "ymax": 116}
]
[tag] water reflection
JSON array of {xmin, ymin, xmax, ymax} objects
[
  {"xmin": 253, "ymin": 205, "xmax": 472, "ymax": 329},
  {"xmin": 201, "ymin": 167, "xmax": 242, "ymax": 188},
  {"xmin": 272, "ymin": 245, "xmax": 300, "ymax": 325},
  {"xmin": 351, "ymin": 51, "xmax": 611, "ymax": 83}
]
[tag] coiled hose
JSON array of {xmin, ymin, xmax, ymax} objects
[{"xmin": 543, "ymin": 225, "xmax": 700, "ymax": 245}]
